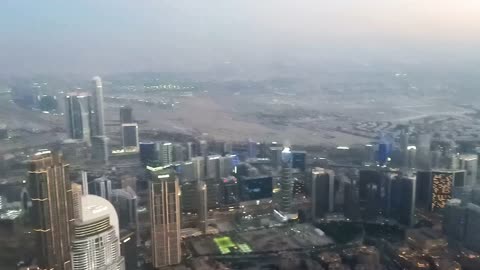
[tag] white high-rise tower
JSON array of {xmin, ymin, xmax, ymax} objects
[{"xmin": 92, "ymin": 76, "xmax": 106, "ymax": 136}]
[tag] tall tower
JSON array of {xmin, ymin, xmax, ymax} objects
[
  {"xmin": 65, "ymin": 93, "xmax": 92, "ymax": 143},
  {"xmin": 311, "ymin": 168, "xmax": 335, "ymax": 219},
  {"xmin": 91, "ymin": 76, "xmax": 106, "ymax": 136},
  {"xmin": 119, "ymin": 106, "xmax": 134, "ymax": 124},
  {"xmin": 71, "ymin": 194, "xmax": 125, "ymax": 270},
  {"xmin": 28, "ymin": 150, "xmax": 74, "ymax": 270},
  {"xmin": 279, "ymin": 147, "xmax": 293, "ymax": 214},
  {"xmin": 148, "ymin": 167, "xmax": 181, "ymax": 268}
]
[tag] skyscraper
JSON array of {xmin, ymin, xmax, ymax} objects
[
  {"xmin": 119, "ymin": 106, "xmax": 133, "ymax": 124},
  {"xmin": 121, "ymin": 123, "xmax": 139, "ymax": 150},
  {"xmin": 459, "ymin": 154, "xmax": 478, "ymax": 186},
  {"xmin": 140, "ymin": 142, "xmax": 156, "ymax": 165},
  {"xmin": 65, "ymin": 93, "xmax": 92, "ymax": 143},
  {"xmin": 91, "ymin": 76, "xmax": 105, "ymax": 136},
  {"xmin": 279, "ymin": 147, "xmax": 293, "ymax": 214},
  {"xmin": 465, "ymin": 203, "xmax": 480, "ymax": 253},
  {"xmin": 311, "ymin": 168, "xmax": 335, "ymax": 219},
  {"xmin": 91, "ymin": 136, "xmax": 110, "ymax": 164},
  {"xmin": 89, "ymin": 176, "xmax": 113, "ymax": 201},
  {"xmin": 148, "ymin": 167, "xmax": 181, "ymax": 268},
  {"xmin": 157, "ymin": 142, "xmax": 173, "ymax": 166},
  {"xmin": 71, "ymin": 194, "xmax": 125, "ymax": 270},
  {"xmin": 28, "ymin": 150, "xmax": 73, "ymax": 270},
  {"xmin": 111, "ymin": 187, "xmax": 138, "ymax": 231},
  {"xmin": 390, "ymin": 176, "xmax": 416, "ymax": 226}
]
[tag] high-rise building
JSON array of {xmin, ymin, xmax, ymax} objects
[
  {"xmin": 270, "ymin": 146, "xmax": 283, "ymax": 169},
  {"xmin": 416, "ymin": 170, "xmax": 466, "ymax": 211},
  {"xmin": 111, "ymin": 187, "xmax": 138, "ymax": 230},
  {"xmin": 120, "ymin": 231, "xmax": 137, "ymax": 270},
  {"xmin": 157, "ymin": 142, "xmax": 173, "ymax": 166},
  {"xmin": 28, "ymin": 150, "xmax": 74, "ymax": 270},
  {"xmin": 406, "ymin": 146, "xmax": 417, "ymax": 169},
  {"xmin": 416, "ymin": 134, "xmax": 432, "ymax": 170},
  {"xmin": 292, "ymin": 151, "xmax": 307, "ymax": 172},
  {"xmin": 140, "ymin": 142, "xmax": 156, "ymax": 165},
  {"xmin": 218, "ymin": 155, "xmax": 234, "ymax": 178},
  {"xmin": 465, "ymin": 203, "xmax": 480, "ymax": 253},
  {"xmin": 205, "ymin": 178, "xmax": 221, "ymax": 209},
  {"xmin": 358, "ymin": 169, "xmax": 391, "ymax": 219},
  {"xmin": 65, "ymin": 93, "xmax": 92, "ymax": 143},
  {"xmin": 459, "ymin": 154, "xmax": 478, "ymax": 186},
  {"xmin": 121, "ymin": 123, "xmax": 139, "ymax": 150},
  {"xmin": 311, "ymin": 168, "xmax": 335, "ymax": 219},
  {"xmin": 192, "ymin": 157, "xmax": 205, "ymax": 181},
  {"xmin": 399, "ymin": 130, "xmax": 409, "ymax": 168},
  {"xmin": 247, "ymin": 139, "xmax": 258, "ymax": 158},
  {"xmin": 89, "ymin": 176, "xmax": 112, "ymax": 200},
  {"xmin": 71, "ymin": 194, "xmax": 125, "ymax": 270},
  {"xmin": 172, "ymin": 144, "xmax": 185, "ymax": 162},
  {"xmin": 279, "ymin": 147, "xmax": 293, "ymax": 213},
  {"xmin": 91, "ymin": 76, "xmax": 105, "ymax": 136},
  {"xmin": 186, "ymin": 142, "xmax": 194, "ymax": 161},
  {"xmin": 444, "ymin": 199, "xmax": 467, "ymax": 243},
  {"xmin": 206, "ymin": 155, "xmax": 220, "ymax": 179},
  {"xmin": 197, "ymin": 181, "xmax": 208, "ymax": 233},
  {"xmin": 148, "ymin": 167, "xmax": 181, "ymax": 268},
  {"xmin": 91, "ymin": 136, "xmax": 109, "ymax": 164},
  {"xmin": 390, "ymin": 176, "xmax": 416, "ymax": 226},
  {"xmin": 221, "ymin": 176, "xmax": 239, "ymax": 205},
  {"xmin": 119, "ymin": 106, "xmax": 133, "ymax": 124}
]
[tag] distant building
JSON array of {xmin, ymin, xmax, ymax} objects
[
  {"xmin": 459, "ymin": 154, "xmax": 478, "ymax": 186},
  {"xmin": 90, "ymin": 176, "xmax": 112, "ymax": 200},
  {"xmin": 416, "ymin": 170, "xmax": 466, "ymax": 211},
  {"xmin": 465, "ymin": 203, "xmax": 480, "ymax": 253},
  {"xmin": 239, "ymin": 175, "xmax": 273, "ymax": 202},
  {"xmin": 218, "ymin": 155, "xmax": 234, "ymax": 178},
  {"xmin": 111, "ymin": 187, "xmax": 138, "ymax": 231},
  {"xmin": 390, "ymin": 176, "xmax": 416, "ymax": 226},
  {"xmin": 148, "ymin": 167, "xmax": 181, "ymax": 268},
  {"xmin": 121, "ymin": 123, "xmax": 139, "ymax": 150},
  {"xmin": 119, "ymin": 106, "xmax": 133, "ymax": 124},
  {"xmin": 292, "ymin": 151, "xmax": 307, "ymax": 172},
  {"xmin": 221, "ymin": 176, "xmax": 239, "ymax": 205},
  {"xmin": 358, "ymin": 169, "xmax": 392, "ymax": 219},
  {"xmin": 157, "ymin": 142, "xmax": 173, "ymax": 166},
  {"xmin": 416, "ymin": 134, "xmax": 432, "ymax": 170},
  {"xmin": 91, "ymin": 135, "xmax": 109, "ymax": 164},
  {"xmin": 444, "ymin": 199, "xmax": 467, "ymax": 243},
  {"xmin": 91, "ymin": 76, "xmax": 106, "ymax": 136},
  {"xmin": 120, "ymin": 231, "xmax": 137, "ymax": 270},
  {"xmin": 279, "ymin": 147, "xmax": 293, "ymax": 213},
  {"xmin": 139, "ymin": 142, "xmax": 156, "ymax": 165},
  {"xmin": 28, "ymin": 151, "xmax": 73, "ymax": 270},
  {"xmin": 206, "ymin": 155, "xmax": 221, "ymax": 179},
  {"xmin": 311, "ymin": 168, "xmax": 335, "ymax": 219},
  {"xmin": 65, "ymin": 93, "xmax": 92, "ymax": 143},
  {"xmin": 172, "ymin": 144, "xmax": 185, "ymax": 162}
]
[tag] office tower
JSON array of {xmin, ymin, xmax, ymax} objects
[
  {"xmin": 199, "ymin": 140, "xmax": 208, "ymax": 158},
  {"xmin": 71, "ymin": 194, "xmax": 125, "ymax": 270},
  {"xmin": 270, "ymin": 146, "xmax": 283, "ymax": 169},
  {"xmin": 65, "ymin": 93, "xmax": 92, "ymax": 142},
  {"xmin": 186, "ymin": 142, "xmax": 194, "ymax": 160},
  {"xmin": 221, "ymin": 176, "xmax": 239, "ymax": 205},
  {"xmin": 344, "ymin": 179, "xmax": 361, "ymax": 220},
  {"xmin": 358, "ymin": 169, "xmax": 391, "ymax": 219},
  {"xmin": 417, "ymin": 170, "xmax": 466, "ymax": 211},
  {"xmin": 119, "ymin": 106, "xmax": 133, "ymax": 124},
  {"xmin": 192, "ymin": 157, "xmax": 205, "ymax": 181},
  {"xmin": 148, "ymin": 168, "xmax": 181, "ymax": 268},
  {"xmin": 450, "ymin": 154, "xmax": 461, "ymax": 170},
  {"xmin": 197, "ymin": 181, "xmax": 208, "ymax": 233},
  {"xmin": 407, "ymin": 146, "xmax": 417, "ymax": 169},
  {"xmin": 311, "ymin": 168, "xmax": 335, "ymax": 219},
  {"xmin": 90, "ymin": 176, "xmax": 112, "ymax": 200},
  {"xmin": 218, "ymin": 155, "xmax": 234, "ymax": 178},
  {"xmin": 431, "ymin": 148, "xmax": 442, "ymax": 169},
  {"xmin": 292, "ymin": 151, "xmax": 307, "ymax": 172},
  {"xmin": 180, "ymin": 181, "xmax": 198, "ymax": 213},
  {"xmin": 247, "ymin": 139, "xmax": 258, "ymax": 158},
  {"xmin": 205, "ymin": 178, "xmax": 221, "ymax": 209},
  {"xmin": 111, "ymin": 187, "xmax": 138, "ymax": 230},
  {"xmin": 416, "ymin": 133, "xmax": 432, "ymax": 170},
  {"xmin": 206, "ymin": 155, "xmax": 220, "ymax": 179},
  {"xmin": 460, "ymin": 154, "xmax": 478, "ymax": 186},
  {"xmin": 377, "ymin": 135, "xmax": 392, "ymax": 166},
  {"xmin": 91, "ymin": 76, "xmax": 105, "ymax": 136},
  {"xmin": 91, "ymin": 136, "xmax": 109, "ymax": 163},
  {"xmin": 120, "ymin": 231, "xmax": 137, "ymax": 270},
  {"xmin": 72, "ymin": 183, "xmax": 83, "ymax": 220},
  {"xmin": 120, "ymin": 174, "xmax": 137, "ymax": 192},
  {"xmin": 28, "ymin": 150, "xmax": 73, "ymax": 270},
  {"xmin": 121, "ymin": 123, "xmax": 139, "ymax": 150},
  {"xmin": 453, "ymin": 186, "xmax": 473, "ymax": 205},
  {"xmin": 140, "ymin": 142, "xmax": 156, "ymax": 165},
  {"xmin": 239, "ymin": 176, "xmax": 273, "ymax": 201},
  {"xmin": 279, "ymin": 147, "xmax": 293, "ymax": 213},
  {"xmin": 222, "ymin": 141, "xmax": 233, "ymax": 155},
  {"xmin": 465, "ymin": 203, "xmax": 480, "ymax": 253},
  {"xmin": 390, "ymin": 176, "xmax": 416, "ymax": 226},
  {"xmin": 157, "ymin": 142, "xmax": 173, "ymax": 166},
  {"xmin": 444, "ymin": 199, "xmax": 467, "ymax": 243},
  {"xmin": 172, "ymin": 144, "xmax": 185, "ymax": 162},
  {"xmin": 400, "ymin": 130, "xmax": 409, "ymax": 168}
]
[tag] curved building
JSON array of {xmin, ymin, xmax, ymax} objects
[{"xmin": 71, "ymin": 195, "xmax": 125, "ymax": 270}]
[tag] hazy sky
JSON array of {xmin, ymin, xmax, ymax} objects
[{"xmin": 1, "ymin": 0, "xmax": 480, "ymax": 75}]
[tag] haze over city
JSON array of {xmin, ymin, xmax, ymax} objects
[{"xmin": 2, "ymin": 1, "xmax": 480, "ymax": 270}]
